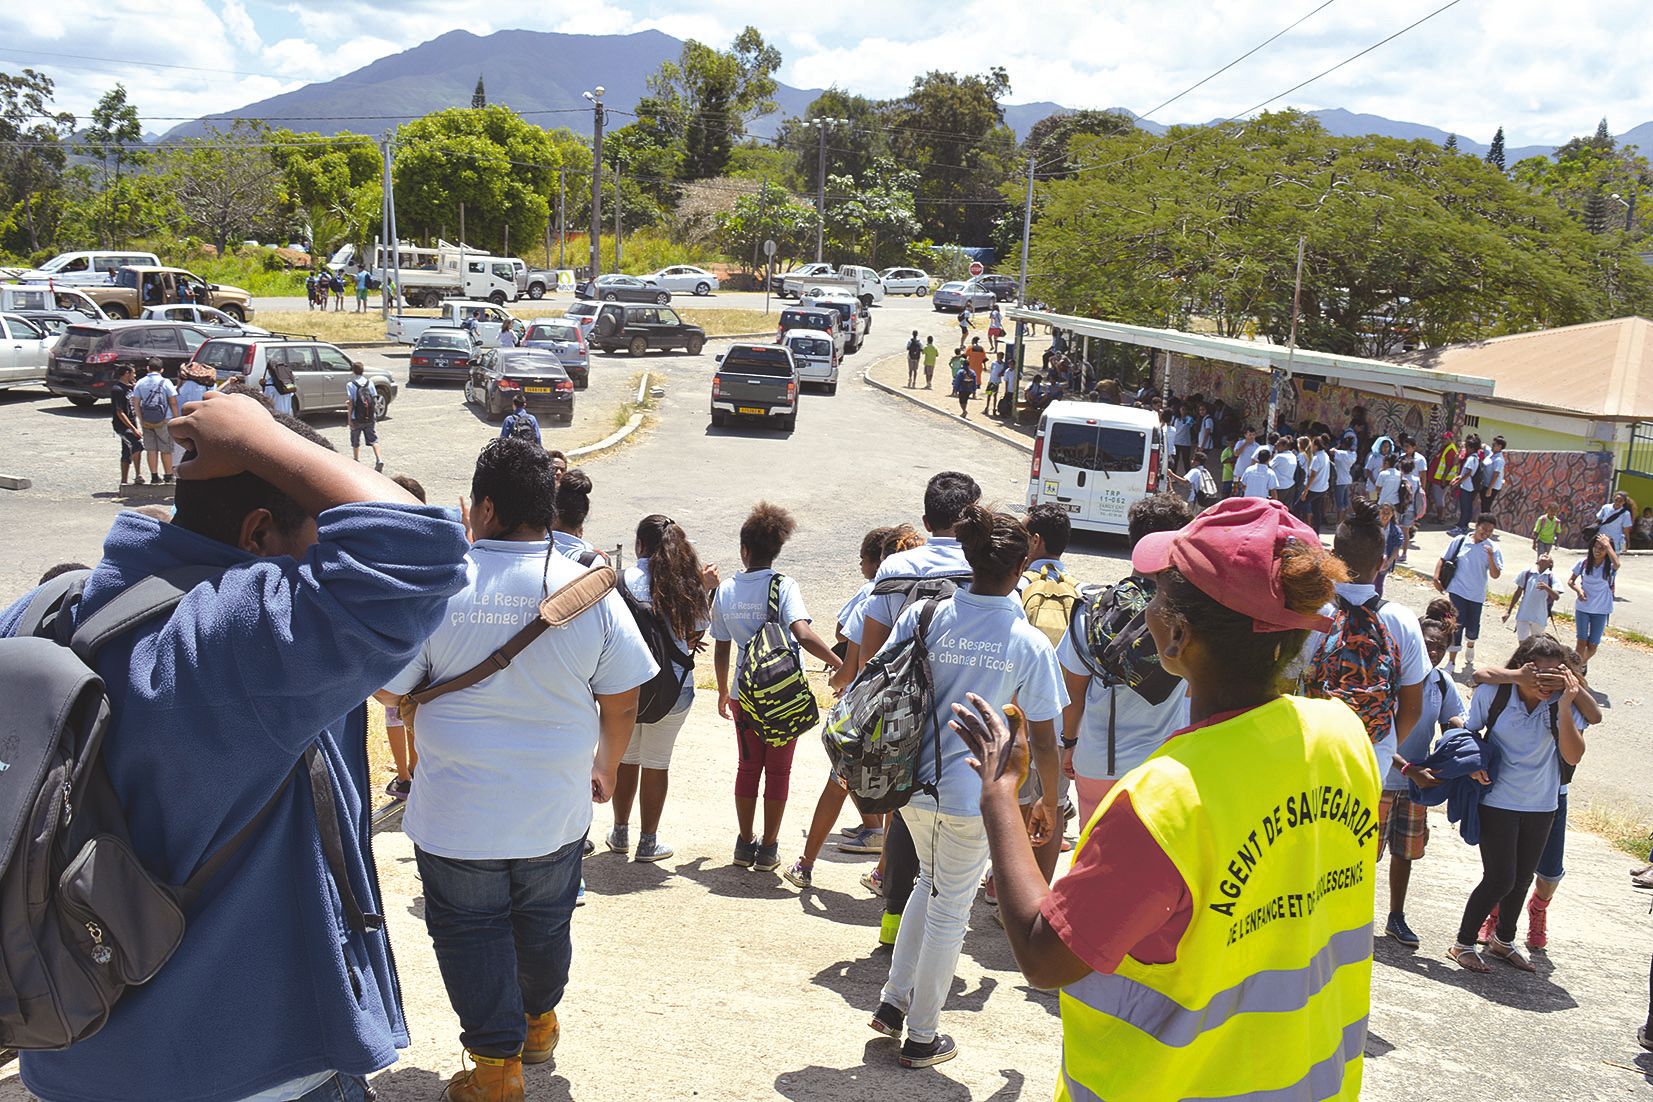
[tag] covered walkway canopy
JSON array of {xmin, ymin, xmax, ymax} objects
[{"xmin": 1008, "ymin": 308, "xmax": 1496, "ymax": 399}]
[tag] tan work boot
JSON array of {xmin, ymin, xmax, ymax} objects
[
  {"xmin": 523, "ymin": 1009, "xmax": 560, "ymax": 1064},
  {"xmin": 444, "ymin": 1051, "xmax": 524, "ymax": 1102}
]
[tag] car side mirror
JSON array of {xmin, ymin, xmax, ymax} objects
[{"xmin": 715, "ymin": 354, "xmax": 724, "ymax": 362}]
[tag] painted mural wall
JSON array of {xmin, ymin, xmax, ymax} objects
[
  {"xmin": 1494, "ymin": 450, "xmax": 1616, "ymax": 549},
  {"xmin": 1166, "ymin": 355, "xmax": 1439, "ymax": 442}
]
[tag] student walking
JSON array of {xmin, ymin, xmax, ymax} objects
[
  {"xmin": 346, "ymin": 361, "xmax": 385, "ymax": 471},
  {"xmin": 957, "ymin": 303, "xmax": 973, "ymax": 343},
  {"xmin": 1594, "ymin": 491, "xmax": 1636, "ymax": 552},
  {"xmin": 951, "ymin": 358, "xmax": 979, "ymax": 418},
  {"xmin": 132, "ymin": 357, "xmax": 179, "ymax": 484},
  {"xmin": 1568, "ymin": 534, "xmax": 1619, "ymax": 668},
  {"xmin": 606, "ymin": 515, "xmax": 716, "ymax": 863},
  {"xmin": 385, "ymin": 439, "xmax": 656, "ymax": 1098},
  {"xmin": 1331, "ymin": 435, "xmax": 1358, "ymax": 520},
  {"xmin": 987, "ymin": 304, "xmax": 1004, "ymax": 352},
  {"xmin": 867, "ymin": 505, "xmax": 1066, "ymax": 1068},
  {"xmin": 1452, "ymin": 434, "xmax": 1484, "ymax": 533},
  {"xmin": 1447, "ymin": 635, "xmax": 1587, "ymax": 974},
  {"xmin": 965, "ymin": 337, "xmax": 988, "ymax": 387},
  {"xmin": 1304, "ymin": 434, "xmax": 1333, "ymax": 530},
  {"xmin": 500, "ymin": 393, "xmax": 542, "ymax": 444},
  {"xmin": 711, "ymin": 504, "xmax": 843, "ymax": 873},
  {"xmin": 1532, "ymin": 506, "xmax": 1563, "ymax": 555},
  {"xmin": 1482, "ymin": 437, "xmax": 1507, "ymax": 513},
  {"xmin": 1435, "ymin": 514, "xmax": 1503, "ymax": 673},
  {"xmin": 964, "ymin": 497, "xmax": 1379, "ymax": 1102},
  {"xmin": 921, "ymin": 336, "xmax": 939, "ymax": 388},
  {"xmin": 906, "ymin": 330, "xmax": 923, "ymax": 387}
]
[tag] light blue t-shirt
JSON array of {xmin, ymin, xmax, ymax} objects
[
  {"xmin": 881, "ymin": 590, "xmax": 1068, "ymax": 817},
  {"xmin": 625, "ymin": 557, "xmax": 701, "ymax": 714},
  {"xmin": 1512, "ymin": 568, "xmax": 1554, "ymax": 625},
  {"xmin": 177, "ymin": 378, "xmax": 211, "ymax": 407},
  {"xmin": 1444, "ymin": 536, "xmax": 1503, "ymax": 604},
  {"xmin": 1571, "ymin": 560, "xmax": 1616, "ymax": 616},
  {"xmin": 1239, "ymin": 464, "xmax": 1279, "ymax": 498},
  {"xmin": 837, "ymin": 581, "xmax": 875, "ymax": 633},
  {"xmin": 710, "ymin": 568, "xmax": 810, "ymax": 678},
  {"xmin": 553, "ymin": 530, "xmax": 597, "ymax": 561},
  {"xmin": 1057, "ymin": 620, "xmax": 1188, "ymax": 781},
  {"xmin": 1466, "ymin": 683, "xmax": 1588, "ymax": 813},
  {"xmin": 847, "ymin": 536, "xmax": 971, "ymax": 645},
  {"xmin": 384, "ymin": 540, "xmax": 659, "ymax": 859},
  {"xmin": 1389, "ymin": 668, "xmax": 1464, "ymax": 789}
]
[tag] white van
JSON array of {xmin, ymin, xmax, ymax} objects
[
  {"xmin": 1027, "ymin": 400, "xmax": 1166, "ymax": 535},
  {"xmin": 0, "ymin": 285, "xmax": 108, "ymax": 318},
  {"xmin": 22, "ymin": 250, "xmax": 161, "ymax": 285},
  {"xmin": 782, "ymin": 328, "xmax": 839, "ymax": 394}
]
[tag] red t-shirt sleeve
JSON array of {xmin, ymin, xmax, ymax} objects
[{"xmin": 1041, "ymin": 790, "xmax": 1192, "ymax": 974}]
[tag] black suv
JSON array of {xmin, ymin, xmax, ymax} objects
[
  {"xmin": 590, "ymin": 303, "xmax": 706, "ymax": 356},
  {"xmin": 46, "ymin": 321, "xmax": 212, "ymax": 407},
  {"xmin": 966, "ymin": 274, "xmax": 1018, "ymax": 302}
]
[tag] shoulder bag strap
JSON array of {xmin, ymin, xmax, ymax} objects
[
  {"xmin": 68, "ymin": 565, "xmax": 227, "ymax": 662},
  {"xmin": 916, "ymin": 598, "xmax": 942, "ymax": 795},
  {"xmin": 408, "ymin": 565, "xmax": 616, "ymax": 707},
  {"xmin": 1107, "ymin": 687, "xmax": 1117, "ymax": 776},
  {"xmin": 16, "ymin": 569, "xmax": 91, "ymax": 640},
  {"xmin": 766, "ymin": 573, "xmax": 784, "ymax": 626},
  {"xmin": 1481, "ymin": 682, "xmax": 1512, "ymax": 737}
]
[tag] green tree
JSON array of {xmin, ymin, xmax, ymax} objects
[
  {"xmin": 1582, "ymin": 189, "xmax": 1610, "ymax": 234},
  {"xmin": 472, "ymin": 76, "xmax": 486, "ymax": 110},
  {"xmin": 715, "ymin": 180, "xmax": 815, "ymax": 271},
  {"xmin": 776, "ymin": 90, "xmax": 887, "ymax": 193},
  {"xmin": 1512, "ymin": 123, "xmax": 1652, "ymax": 238},
  {"xmin": 1443, "ymin": 133, "xmax": 1458, "ymax": 153},
  {"xmin": 825, "ymin": 158, "xmax": 920, "ymax": 266},
  {"xmin": 164, "ymin": 120, "xmax": 283, "ymax": 255},
  {"xmin": 1593, "ymin": 118, "xmax": 1613, "ymax": 150},
  {"xmin": 1486, "ymin": 126, "xmax": 1506, "ymax": 172},
  {"xmin": 1023, "ymin": 109, "xmax": 1136, "ymax": 177},
  {"xmin": 882, "ymin": 68, "xmax": 1018, "ymax": 243},
  {"xmin": 0, "ymin": 69, "xmax": 76, "ymax": 254},
  {"xmin": 79, "ymin": 84, "xmax": 145, "ymax": 246},
  {"xmin": 644, "ymin": 27, "xmax": 781, "ymax": 180}
]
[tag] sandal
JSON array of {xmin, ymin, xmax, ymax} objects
[
  {"xmin": 1447, "ymin": 943, "xmax": 1492, "ymax": 973},
  {"xmin": 1486, "ymin": 935, "xmax": 1536, "ymax": 973}
]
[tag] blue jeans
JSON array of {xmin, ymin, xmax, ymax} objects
[
  {"xmin": 1448, "ymin": 593, "xmax": 1484, "ymax": 645},
  {"xmin": 1575, "ymin": 610, "xmax": 1609, "ymax": 646},
  {"xmin": 1457, "ymin": 487, "xmax": 1478, "ymax": 530},
  {"xmin": 1536, "ymin": 790, "xmax": 1568, "ymax": 884},
  {"xmin": 415, "ymin": 837, "xmax": 584, "ymax": 1057},
  {"xmin": 294, "ymin": 1074, "xmax": 374, "ymax": 1101}
]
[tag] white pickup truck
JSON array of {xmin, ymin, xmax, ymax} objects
[
  {"xmin": 780, "ymin": 264, "xmax": 885, "ymax": 308},
  {"xmin": 387, "ymin": 300, "xmax": 517, "ymax": 346}
]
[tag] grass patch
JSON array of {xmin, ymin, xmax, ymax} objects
[
  {"xmin": 1573, "ymin": 800, "xmax": 1653, "ymax": 859},
  {"xmin": 675, "ymin": 307, "xmax": 775, "ymax": 337},
  {"xmin": 258, "ymin": 310, "xmax": 400, "ymax": 344}
]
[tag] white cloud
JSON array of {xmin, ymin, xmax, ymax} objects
[{"xmin": 221, "ymin": 0, "xmax": 262, "ymax": 52}]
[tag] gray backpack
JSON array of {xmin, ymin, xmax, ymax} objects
[{"xmin": 0, "ymin": 569, "xmax": 373, "ymax": 1050}]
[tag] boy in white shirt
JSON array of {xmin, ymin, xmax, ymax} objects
[{"xmin": 1502, "ymin": 554, "xmax": 1557, "ymax": 641}]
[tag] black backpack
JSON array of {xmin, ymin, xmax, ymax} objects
[
  {"xmin": 348, "ymin": 380, "xmax": 375, "ymax": 423},
  {"xmin": 1437, "ymin": 535, "xmax": 1466, "ymax": 590},
  {"xmin": 612, "ymin": 573, "xmax": 695, "ymax": 726},
  {"xmin": 822, "ymin": 599, "xmax": 942, "ymax": 814},
  {"xmin": 506, "ymin": 412, "xmax": 538, "ymax": 441},
  {"xmin": 1471, "ymin": 456, "xmax": 1494, "ymax": 493},
  {"xmin": 1073, "ymin": 577, "xmax": 1181, "ymax": 706},
  {"xmin": 870, "ymin": 572, "xmax": 973, "ymax": 622},
  {"xmin": 0, "ymin": 569, "xmax": 376, "ymax": 1050}
]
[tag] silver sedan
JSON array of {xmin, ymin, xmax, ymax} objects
[
  {"xmin": 932, "ymin": 281, "xmax": 996, "ymax": 313},
  {"xmin": 646, "ymin": 265, "xmax": 720, "ymax": 295}
]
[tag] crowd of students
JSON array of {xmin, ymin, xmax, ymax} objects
[{"xmin": 0, "ymin": 383, "xmax": 1640, "ymax": 1102}]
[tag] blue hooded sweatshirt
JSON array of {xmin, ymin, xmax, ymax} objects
[
  {"xmin": 1408, "ymin": 728, "xmax": 1503, "ymax": 845},
  {"xmin": 0, "ymin": 504, "xmax": 469, "ymax": 1102}
]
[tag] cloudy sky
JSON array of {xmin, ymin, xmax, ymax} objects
[{"xmin": 7, "ymin": 0, "xmax": 1650, "ymax": 144}]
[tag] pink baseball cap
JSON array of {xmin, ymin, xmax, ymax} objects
[{"xmin": 1132, "ymin": 497, "xmax": 1334, "ymax": 633}]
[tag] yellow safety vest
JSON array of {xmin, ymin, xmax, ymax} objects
[{"xmin": 1058, "ymin": 696, "xmax": 1381, "ymax": 1102}]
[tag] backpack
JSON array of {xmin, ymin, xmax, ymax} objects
[
  {"xmin": 1193, "ymin": 467, "xmax": 1221, "ymax": 508},
  {"xmin": 906, "ymin": 337, "xmax": 922, "ymax": 356},
  {"xmin": 1021, "ymin": 565, "xmax": 1080, "ymax": 649},
  {"xmin": 348, "ymin": 380, "xmax": 374, "ymax": 423},
  {"xmin": 135, "ymin": 377, "xmax": 170, "ymax": 424},
  {"xmin": 0, "ymin": 568, "xmax": 375, "ymax": 1050},
  {"xmin": 735, "ymin": 575, "xmax": 820, "ymax": 747},
  {"xmin": 506, "ymin": 412, "xmax": 538, "ymax": 441},
  {"xmin": 1472, "ymin": 457, "xmax": 1494, "ymax": 493},
  {"xmin": 613, "ymin": 577, "xmax": 695, "ymax": 726},
  {"xmin": 821, "ymin": 599, "xmax": 943, "ymax": 815},
  {"xmin": 1482, "ymin": 682, "xmax": 1572, "ymax": 785},
  {"xmin": 1291, "ymin": 456, "xmax": 1307, "ymax": 496},
  {"xmin": 1437, "ymin": 535, "xmax": 1466, "ymax": 590},
  {"xmin": 1072, "ymin": 577, "xmax": 1180, "ymax": 705},
  {"xmin": 1306, "ymin": 595, "xmax": 1402, "ymax": 746}
]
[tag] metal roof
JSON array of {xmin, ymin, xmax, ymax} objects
[{"xmin": 1009, "ymin": 308, "xmax": 1497, "ymax": 398}]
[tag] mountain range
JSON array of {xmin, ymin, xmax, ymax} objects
[{"xmin": 163, "ymin": 28, "xmax": 1650, "ymax": 162}]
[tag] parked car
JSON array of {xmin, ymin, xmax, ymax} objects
[
  {"xmin": 932, "ymin": 281, "xmax": 997, "ymax": 313},
  {"xmin": 780, "ymin": 329, "xmax": 839, "ymax": 395},
  {"xmin": 777, "ymin": 305, "xmax": 844, "ymax": 358},
  {"xmin": 0, "ymin": 312, "xmax": 52, "ymax": 389},
  {"xmin": 466, "ymin": 347, "xmax": 574, "ymax": 423},
  {"xmin": 0, "ymin": 284, "xmax": 109, "ymax": 318},
  {"xmin": 387, "ymin": 299, "xmax": 515, "ymax": 346},
  {"xmin": 710, "ymin": 343, "xmax": 799, "ymax": 430},
  {"xmin": 646, "ymin": 265, "xmax": 720, "ymax": 295},
  {"xmin": 18, "ymin": 250, "xmax": 161, "ymax": 286},
  {"xmin": 771, "ymin": 262, "xmax": 834, "ymax": 298},
  {"xmin": 47, "ymin": 321, "xmax": 213, "ymax": 405},
  {"xmin": 520, "ymin": 318, "xmax": 589, "ymax": 387},
  {"xmin": 141, "ymin": 303, "xmax": 272, "ymax": 337},
  {"xmin": 190, "ymin": 336, "xmax": 397, "ymax": 420},
  {"xmin": 564, "ymin": 301, "xmax": 601, "ymax": 343},
  {"xmin": 803, "ymin": 296, "xmax": 864, "ymax": 353},
  {"xmin": 577, "ymin": 274, "xmax": 670, "ymax": 305},
  {"xmin": 15, "ymin": 309, "xmax": 85, "ymax": 343},
  {"xmin": 780, "ymin": 264, "xmax": 885, "ymax": 307},
  {"xmin": 408, "ymin": 327, "xmax": 481, "ymax": 384},
  {"xmin": 589, "ymin": 303, "xmax": 706, "ymax": 356},
  {"xmin": 1026, "ymin": 400, "xmax": 1164, "ymax": 534},
  {"xmin": 964, "ymin": 273, "xmax": 1018, "ymax": 302},
  {"xmin": 878, "ymin": 267, "xmax": 932, "ymax": 296},
  {"xmin": 525, "ymin": 267, "xmax": 557, "ymax": 299},
  {"xmin": 90, "ymin": 266, "xmax": 255, "ymax": 322}
]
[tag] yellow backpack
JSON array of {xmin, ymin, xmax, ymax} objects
[{"xmin": 1021, "ymin": 565, "xmax": 1080, "ymax": 649}]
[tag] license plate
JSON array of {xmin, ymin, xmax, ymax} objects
[
  {"xmin": 525, "ymin": 386, "xmax": 552, "ymax": 394},
  {"xmin": 738, "ymin": 406, "xmax": 765, "ymax": 415}
]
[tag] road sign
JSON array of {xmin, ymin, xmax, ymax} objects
[
  {"xmin": 763, "ymin": 239, "xmax": 777, "ymax": 257},
  {"xmin": 969, "ymin": 261, "xmax": 984, "ymax": 276}
]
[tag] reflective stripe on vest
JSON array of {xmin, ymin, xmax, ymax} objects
[{"xmin": 1057, "ymin": 696, "xmax": 1380, "ymax": 1102}]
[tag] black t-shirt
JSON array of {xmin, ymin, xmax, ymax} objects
[{"xmin": 109, "ymin": 382, "xmax": 137, "ymax": 433}]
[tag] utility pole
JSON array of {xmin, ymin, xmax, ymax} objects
[
  {"xmin": 558, "ymin": 169, "xmax": 566, "ymax": 269},
  {"xmin": 386, "ymin": 138, "xmax": 401, "ymax": 312},
  {"xmin": 1010, "ymin": 155, "xmax": 1035, "ymax": 424},
  {"xmin": 459, "ymin": 201, "xmax": 466, "ymax": 294},
  {"xmin": 1269, "ymin": 235, "xmax": 1308, "ymax": 434},
  {"xmin": 614, "ymin": 153, "xmax": 623, "ymax": 270},
  {"xmin": 379, "ymin": 137, "xmax": 391, "ymax": 320},
  {"xmin": 807, "ymin": 117, "xmax": 845, "ymax": 263},
  {"xmin": 585, "ymin": 86, "xmax": 606, "ymax": 282}
]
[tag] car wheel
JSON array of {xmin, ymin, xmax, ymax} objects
[
  {"xmin": 859, "ymin": 294, "xmax": 873, "ymax": 309},
  {"xmin": 826, "ymin": 382, "xmax": 838, "ymax": 396},
  {"xmin": 711, "ymin": 410, "xmax": 726, "ymax": 427},
  {"xmin": 917, "ymin": 285, "xmax": 930, "ymax": 297},
  {"xmin": 628, "ymin": 336, "xmax": 648, "ymax": 357},
  {"xmin": 808, "ymin": 288, "xmax": 824, "ymax": 299},
  {"xmin": 488, "ymin": 290, "xmax": 507, "ymax": 306},
  {"xmin": 102, "ymin": 304, "xmax": 128, "ymax": 319},
  {"xmin": 528, "ymin": 283, "xmax": 545, "ymax": 299},
  {"xmin": 694, "ymin": 281, "xmax": 710, "ymax": 296},
  {"xmin": 373, "ymin": 392, "xmax": 390, "ymax": 420},
  {"xmin": 780, "ymin": 413, "xmax": 797, "ymax": 432},
  {"xmin": 219, "ymin": 304, "xmax": 246, "ymax": 322},
  {"xmin": 686, "ymin": 335, "xmax": 705, "ymax": 355},
  {"xmin": 463, "ymin": 379, "xmax": 475, "ymax": 405},
  {"xmin": 655, "ymin": 291, "xmax": 671, "ymax": 305},
  {"xmin": 603, "ymin": 292, "xmax": 619, "ymax": 301},
  {"xmin": 68, "ymin": 395, "xmax": 98, "ymax": 408}
]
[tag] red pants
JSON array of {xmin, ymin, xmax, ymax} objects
[{"xmin": 732, "ymin": 701, "xmax": 797, "ymax": 801}]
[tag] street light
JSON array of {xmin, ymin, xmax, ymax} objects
[
  {"xmin": 1611, "ymin": 192, "xmax": 1635, "ymax": 232},
  {"xmin": 805, "ymin": 117, "xmax": 846, "ymax": 262},
  {"xmin": 584, "ymin": 86, "xmax": 605, "ymax": 282}
]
